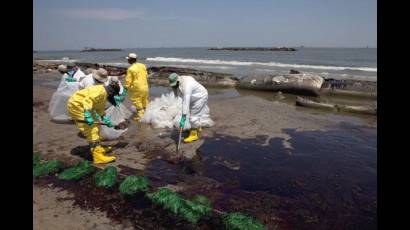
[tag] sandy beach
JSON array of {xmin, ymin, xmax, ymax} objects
[{"xmin": 33, "ymin": 66, "xmax": 376, "ymax": 229}]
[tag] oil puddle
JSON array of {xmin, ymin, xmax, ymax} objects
[{"xmin": 194, "ymin": 123, "xmax": 376, "ymax": 229}]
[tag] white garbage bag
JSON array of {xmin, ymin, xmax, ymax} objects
[
  {"xmin": 141, "ymin": 92, "xmax": 214, "ymax": 130},
  {"xmin": 99, "ymin": 104, "xmax": 132, "ymax": 140},
  {"xmin": 48, "ymin": 80, "xmax": 81, "ymax": 121}
]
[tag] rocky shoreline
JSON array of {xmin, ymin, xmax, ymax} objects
[
  {"xmin": 208, "ymin": 47, "xmax": 297, "ymax": 51},
  {"xmin": 33, "ymin": 60, "xmax": 377, "ymax": 97}
]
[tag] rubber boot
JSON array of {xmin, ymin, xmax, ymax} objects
[
  {"xmin": 91, "ymin": 145, "xmax": 116, "ymax": 164},
  {"xmin": 184, "ymin": 129, "xmax": 199, "ymax": 143},
  {"xmin": 103, "ymin": 146, "xmax": 113, "ymax": 152}
]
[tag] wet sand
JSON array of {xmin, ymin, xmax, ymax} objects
[{"xmin": 33, "ymin": 71, "xmax": 376, "ymax": 229}]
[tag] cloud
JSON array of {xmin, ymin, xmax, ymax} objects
[{"xmin": 63, "ymin": 8, "xmax": 143, "ymax": 21}]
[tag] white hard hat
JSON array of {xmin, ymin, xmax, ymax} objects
[
  {"xmin": 92, "ymin": 68, "xmax": 108, "ymax": 82},
  {"xmin": 126, "ymin": 53, "xmax": 138, "ymax": 60},
  {"xmin": 58, "ymin": 64, "xmax": 67, "ymax": 73}
]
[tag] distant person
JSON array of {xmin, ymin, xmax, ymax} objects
[
  {"xmin": 65, "ymin": 63, "xmax": 86, "ymax": 82},
  {"xmin": 124, "ymin": 53, "xmax": 149, "ymax": 122},
  {"xmin": 67, "ymin": 80, "xmax": 121, "ymax": 164},
  {"xmin": 168, "ymin": 73, "xmax": 209, "ymax": 143}
]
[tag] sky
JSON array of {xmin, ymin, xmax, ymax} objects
[{"xmin": 33, "ymin": 0, "xmax": 377, "ymax": 50}]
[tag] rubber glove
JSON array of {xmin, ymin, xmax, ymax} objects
[
  {"xmin": 121, "ymin": 88, "xmax": 128, "ymax": 97},
  {"xmin": 179, "ymin": 115, "xmax": 186, "ymax": 129},
  {"xmin": 114, "ymin": 95, "xmax": 125, "ymax": 105},
  {"xmin": 65, "ymin": 77, "xmax": 76, "ymax": 82},
  {"xmin": 102, "ymin": 115, "xmax": 113, "ymax": 128},
  {"xmin": 93, "ymin": 110, "xmax": 101, "ymax": 121},
  {"xmin": 114, "ymin": 88, "xmax": 128, "ymax": 104},
  {"xmin": 84, "ymin": 111, "xmax": 94, "ymax": 125}
]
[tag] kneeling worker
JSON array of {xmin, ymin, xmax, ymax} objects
[
  {"xmin": 67, "ymin": 80, "xmax": 121, "ymax": 164},
  {"xmin": 168, "ymin": 73, "xmax": 209, "ymax": 143}
]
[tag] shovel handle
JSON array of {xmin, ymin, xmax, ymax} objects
[{"xmin": 75, "ymin": 120, "xmax": 108, "ymax": 126}]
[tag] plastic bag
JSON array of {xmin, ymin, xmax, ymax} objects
[
  {"xmin": 141, "ymin": 92, "xmax": 214, "ymax": 130},
  {"xmin": 48, "ymin": 80, "xmax": 81, "ymax": 121},
  {"xmin": 140, "ymin": 92, "xmax": 182, "ymax": 128},
  {"xmin": 99, "ymin": 104, "xmax": 132, "ymax": 140}
]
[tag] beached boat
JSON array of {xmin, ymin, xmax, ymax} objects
[{"xmin": 237, "ymin": 74, "xmax": 324, "ymax": 96}]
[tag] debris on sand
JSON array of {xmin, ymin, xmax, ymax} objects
[
  {"xmin": 94, "ymin": 166, "xmax": 118, "ymax": 188},
  {"xmin": 58, "ymin": 161, "xmax": 95, "ymax": 180}
]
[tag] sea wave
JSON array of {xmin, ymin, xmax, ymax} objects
[
  {"xmin": 146, "ymin": 57, "xmax": 377, "ymax": 72},
  {"xmin": 35, "ymin": 58, "xmax": 78, "ymax": 63}
]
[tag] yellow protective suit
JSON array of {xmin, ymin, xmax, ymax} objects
[
  {"xmin": 125, "ymin": 62, "xmax": 149, "ymax": 122},
  {"xmin": 67, "ymin": 85, "xmax": 108, "ymax": 143}
]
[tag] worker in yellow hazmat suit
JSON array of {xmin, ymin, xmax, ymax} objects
[
  {"xmin": 124, "ymin": 53, "xmax": 149, "ymax": 122},
  {"xmin": 67, "ymin": 80, "xmax": 121, "ymax": 164}
]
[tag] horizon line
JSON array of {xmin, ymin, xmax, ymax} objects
[{"xmin": 34, "ymin": 46, "xmax": 377, "ymax": 52}]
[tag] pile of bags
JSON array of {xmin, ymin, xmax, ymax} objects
[
  {"xmin": 140, "ymin": 92, "xmax": 214, "ymax": 130},
  {"xmin": 48, "ymin": 76, "xmax": 81, "ymax": 122}
]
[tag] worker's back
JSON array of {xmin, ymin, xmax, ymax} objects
[
  {"xmin": 125, "ymin": 62, "xmax": 149, "ymax": 91},
  {"xmin": 178, "ymin": 75, "xmax": 207, "ymax": 100},
  {"xmin": 67, "ymin": 85, "xmax": 108, "ymax": 117}
]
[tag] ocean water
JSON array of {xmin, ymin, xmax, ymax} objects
[{"xmin": 33, "ymin": 47, "xmax": 377, "ymax": 80}]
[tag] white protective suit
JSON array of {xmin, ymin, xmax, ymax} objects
[
  {"xmin": 57, "ymin": 69, "xmax": 86, "ymax": 88},
  {"xmin": 176, "ymin": 75, "xmax": 210, "ymax": 129},
  {"xmin": 79, "ymin": 74, "xmax": 124, "ymax": 91}
]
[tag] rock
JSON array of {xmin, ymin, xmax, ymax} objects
[
  {"xmin": 296, "ymin": 96, "xmax": 377, "ymax": 115},
  {"xmin": 275, "ymin": 91, "xmax": 285, "ymax": 100},
  {"xmin": 289, "ymin": 69, "xmax": 300, "ymax": 74},
  {"xmin": 208, "ymin": 47, "xmax": 297, "ymax": 51},
  {"xmin": 147, "ymin": 66, "xmax": 237, "ymax": 87}
]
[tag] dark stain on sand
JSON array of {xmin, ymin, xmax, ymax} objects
[
  {"xmin": 33, "ymin": 123, "xmax": 376, "ymax": 229},
  {"xmin": 193, "ymin": 122, "xmax": 376, "ymax": 229}
]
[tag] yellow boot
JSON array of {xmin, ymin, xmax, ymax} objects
[
  {"xmin": 184, "ymin": 129, "xmax": 199, "ymax": 143},
  {"xmin": 91, "ymin": 146, "xmax": 116, "ymax": 164},
  {"xmin": 103, "ymin": 146, "xmax": 113, "ymax": 152}
]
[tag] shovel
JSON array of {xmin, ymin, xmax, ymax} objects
[
  {"xmin": 176, "ymin": 127, "xmax": 183, "ymax": 153},
  {"xmin": 76, "ymin": 120, "xmax": 123, "ymax": 129}
]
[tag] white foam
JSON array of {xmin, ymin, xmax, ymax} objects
[
  {"xmin": 99, "ymin": 62, "xmax": 129, "ymax": 67},
  {"xmin": 36, "ymin": 59, "xmax": 78, "ymax": 63},
  {"xmin": 146, "ymin": 57, "xmax": 377, "ymax": 72}
]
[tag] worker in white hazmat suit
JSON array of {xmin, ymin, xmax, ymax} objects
[
  {"xmin": 168, "ymin": 73, "xmax": 209, "ymax": 143},
  {"xmin": 65, "ymin": 63, "xmax": 86, "ymax": 82}
]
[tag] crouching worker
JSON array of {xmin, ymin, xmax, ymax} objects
[
  {"xmin": 168, "ymin": 73, "xmax": 209, "ymax": 143},
  {"xmin": 67, "ymin": 80, "xmax": 121, "ymax": 164}
]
